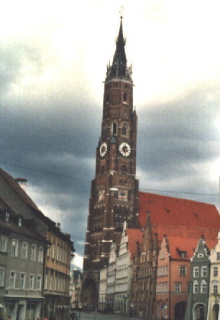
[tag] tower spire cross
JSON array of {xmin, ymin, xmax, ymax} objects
[{"xmin": 119, "ymin": 6, "xmax": 124, "ymax": 19}]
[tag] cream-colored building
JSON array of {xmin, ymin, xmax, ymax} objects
[
  {"xmin": 207, "ymin": 230, "xmax": 220, "ymax": 320},
  {"xmin": 98, "ymin": 266, "xmax": 107, "ymax": 311}
]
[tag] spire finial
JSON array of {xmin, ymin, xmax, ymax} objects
[{"xmin": 119, "ymin": 6, "xmax": 124, "ymax": 19}]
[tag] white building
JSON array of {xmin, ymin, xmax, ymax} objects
[{"xmin": 106, "ymin": 243, "xmax": 117, "ymax": 312}]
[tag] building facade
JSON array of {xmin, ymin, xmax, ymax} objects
[
  {"xmin": 207, "ymin": 231, "xmax": 220, "ymax": 320},
  {"xmin": 0, "ymin": 204, "xmax": 47, "ymax": 320},
  {"xmin": 0, "ymin": 168, "xmax": 74, "ymax": 320},
  {"xmin": 82, "ymin": 17, "xmax": 139, "ymax": 309}
]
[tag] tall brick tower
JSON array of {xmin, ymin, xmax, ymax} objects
[{"xmin": 82, "ymin": 17, "xmax": 139, "ymax": 310}]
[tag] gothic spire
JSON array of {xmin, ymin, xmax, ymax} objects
[{"xmin": 106, "ymin": 17, "xmax": 132, "ymax": 81}]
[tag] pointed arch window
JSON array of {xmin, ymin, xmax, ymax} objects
[
  {"xmin": 122, "ymin": 123, "xmax": 127, "ymax": 136},
  {"xmin": 112, "ymin": 122, "xmax": 117, "ymax": 135}
]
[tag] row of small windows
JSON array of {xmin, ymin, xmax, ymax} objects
[
  {"xmin": 0, "ymin": 268, "xmax": 42, "ymax": 290},
  {"xmin": 105, "ymin": 92, "xmax": 128, "ymax": 103},
  {"xmin": 193, "ymin": 280, "xmax": 208, "ymax": 294},
  {"xmin": 47, "ymin": 242, "xmax": 69, "ymax": 265},
  {"xmin": 193, "ymin": 266, "xmax": 208, "ymax": 278},
  {"xmin": 44, "ymin": 272, "xmax": 68, "ymax": 293},
  {"xmin": 0, "ymin": 236, "xmax": 43, "ymax": 262},
  {"xmin": 112, "ymin": 122, "xmax": 128, "ymax": 136}
]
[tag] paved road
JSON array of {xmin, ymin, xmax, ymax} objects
[{"xmin": 74, "ymin": 311, "xmax": 141, "ymax": 320}]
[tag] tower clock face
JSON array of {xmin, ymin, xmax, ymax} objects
[
  {"xmin": 100, "ymin": 142, "xmax": 107, "ymax": 157},
  {"xmin": 119, "ymin": 142, "xmax": 131, "ymax": 157}
]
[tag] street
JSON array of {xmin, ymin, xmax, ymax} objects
[{"xmin": 75, "ymin": 312, "xmax": 141, "ymax": 320}]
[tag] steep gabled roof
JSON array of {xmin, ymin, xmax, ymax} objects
[
  {"xmin": 0, "ymin": 168, "xmax": 40, "ymax": 213},
  {"xmin": 126, "ymin": 228, "xmax": 143, "ymax": 258},
  {"xmin": 165, "ymin": 235, "xmax": 216, "ymax": 260},
  {"xmin": 0, "ymin": 168, "xmax": 73, "ymax": 245},
  {"xmin": 139, "ymin": 191, "xmax": 220, "ymax": 230}
]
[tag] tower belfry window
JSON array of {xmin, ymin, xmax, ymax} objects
[
  {"xmin": 112, "ymin": 122, "xmax": 117, "ymax": 135},
  {"xmin": 122, "ymin": 124, "xmax": 127, "ymax": 136}
]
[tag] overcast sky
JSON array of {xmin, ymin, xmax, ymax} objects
[{"xmin": 0, "ymin": 0, "xmax": 219, "ymax": 269}]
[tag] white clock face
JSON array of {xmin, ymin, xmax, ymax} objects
[
  {"xmin": 119, "ymin": 142, "xmax": 131, "ymax": 157},
  {"xmin": 100, "ymin": 142, "xmax": 107, "ymax": 157}
]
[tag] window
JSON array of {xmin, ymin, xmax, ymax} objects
[
  {"xmin": 9, "ymin": 271, "xmax": 16, "ymax": 288},
  {"xmin": 217, "ymin": 252, "xmax": 220, "ymax": 261},
  {"xmin": 122, "ymin": 124, "xmax": 127, "ymax": 136},
  {"xmin": 18, "ymin": 217, "xmax": 22, "ymax": 227},
  {"xmin": 5, "ymin": 212, "xmax": 10, "ymax": 222},
  {"xmin": 193, "ymin": 266, "xmax": 199, "ymax": 278},
  {"xmin": 21, "ymin": 242, "xmax": 28, "ymax": 259},
  {"xmin": 187, "ymin": 283, "xmax": 190, "ymax": 292},
  {"xmin": 180, "ymin": 251, "xmax": 187, "ymax": 258},
  {"xmin": 50, "ymin": 275, "xmax": 53, "ymax": 291},
  {"xmin": 44, "ymin": 274, "xmax": 48, "ymax": 290},
  {"xmin": 112, "ymin": 122, "xmax": 117, "ymax": 135},
  {"xmin": 29, "ymin": 275, "xmax": 35, "ymax": 289},
  {"xmin": 11, "ymin": 239, "xmax": 19, "ymax": 257},
  {"xmin": 193, "ymin": 281, "xmax": 199, "ymax": 294},
  {"xmin": 0, "ymin": 236, "xmax": 7, "ymax": 252},
  {"xmin": 201, "ymin": 266, "xmax": 207, "ymax": 277},
  {"xmin": 123, "ymin": 92, "xmax": 127, "ymax": 101},
  {"xmin": 20, "ymin": 273, "xmax": 26, "ymax": 288},
  {"xmin": 36, "ymin": 275, "xmax": 42, "ymax": 290},
  {"xmin": 52, "ymin": 243, "xmax": 55, "ymax": 259},
  {"xmin": 38, "ymin": 246, "xmax": 43, "ymax": 263},
  {"xmin": 56, "ymin": 245, "xmax": 59, "ymax": 261},
  {"xmin": 213, "ymin": 284, "xmax": 218, "ymax": 295},
  {"xmin": 201, "ymin": 280, "xmax": 207, "ymax": 294},
  {"xmin": 0, "ymin": 267, "xmax": 5, "ymax": 286},
  {"xmin": 179, "ymin": 266, "xmax": 186, "ymax": 276},
  {"xmin": 31, "ymin": 244, "xmax": 36, "ymax": 261},
  {"xmin": 213, "ymin": 266, "xmax": 218, "ymax": 277},
  {"xmin": 174, "ymin": 283, "xmax": 181, "ymax": 292}
]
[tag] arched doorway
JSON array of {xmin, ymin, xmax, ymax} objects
[
  {"xmin": 81, "ymin": 279, "xmax": 98, "ymax": 311},
  {"xmin": 193, "ymin": 303, "xmax": 205, "ymax": 320},
  {"xmin": 175, "ymin": 301, "xmax": 186, "ymax": 320},
  {"xmin": 213, "ymin": 303, "xmax": 219, "ymax": 320}
]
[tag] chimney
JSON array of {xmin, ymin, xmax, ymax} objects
[
  {"xmin": 15, "ymin": 178, "xmax": 27, "ymax": 191},
  {"xmin": 57, "ymin": 222, "xmax": 61, "ymax": 230}
]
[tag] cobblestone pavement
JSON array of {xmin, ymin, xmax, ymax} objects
[{"xmin": 74, "ymin": 311, "xmax": 145, "ymax": 320}]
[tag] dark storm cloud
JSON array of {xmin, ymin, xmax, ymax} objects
[{"xmin": 136, "ymin": 85, "xmax": 219, "ymax": 211}]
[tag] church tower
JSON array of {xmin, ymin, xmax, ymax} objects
[{"xmin": 82, "ymin": 17, "xmax": 139, "ymax": 309}]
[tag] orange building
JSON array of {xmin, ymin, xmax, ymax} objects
[{"xmin": 44, "ymin": 229, "xmax": 74, "ymax": 320}]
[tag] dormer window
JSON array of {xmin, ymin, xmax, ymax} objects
[
  {"xmin": 18, "ymin": 217, "xmax": 22, "ymax": 227},
  {"xmin": 5, "ymin": 212, "xmax": 10, "ymax": 222},
  {"xmin": 180, "ymin": 251, "xmax": 187, "ymax": 258}
]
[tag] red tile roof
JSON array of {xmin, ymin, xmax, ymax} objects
[
  {"xmin": 165, "ymin": 235, "xmax": 217, "ymax": 260},
  {"xmin": 126, "ymin": 228, "xmax": 143, "ymax": 257},
  {"xmin": 139, "ymin": 191, "xmax": 220, "ymax": 229},
  {"xmin": 138, "ymin": 191, "xmax": 220, "ymax": 245}
]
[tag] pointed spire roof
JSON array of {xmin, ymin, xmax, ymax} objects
[
  {"xmin": 112, "ymin": 17, "xmax": 127, "ymax": 68},
  {"xmin": 106, "ymin": 17, "xmax": 132, "ymax": 81}
]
